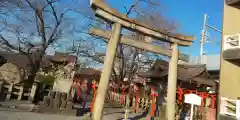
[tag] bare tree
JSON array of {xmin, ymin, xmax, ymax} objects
[
  {"xmin": 0, "ymin": 0, "xmax": 77, "ymax": 82},
  {"xmin": 112, "ymin": 0, "xmax": 178, "ymax": 82},
  {"xmin": 67, "ymin": 36, "xmax": 104, "ymax": 69}
]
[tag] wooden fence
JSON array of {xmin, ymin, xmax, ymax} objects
[
  {"xmin": 220, "ymin": 97, "xmax": 240, "ymax": 119},
  {"xmin": 0, "ymin": 80, "xmax": 37, "ymax": 101},
  {"xmin": 107, "ymin": 91, "xmax": 217, "ymax": 120}
]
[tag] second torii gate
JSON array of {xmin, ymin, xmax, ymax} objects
[{"xmin": 89, "ymin": 0, "xmax": 195, "ymax": 120}]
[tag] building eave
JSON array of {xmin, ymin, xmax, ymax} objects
[{"xmin": 226, "ymin": 0, "xmax": 240, "ymax": 5}]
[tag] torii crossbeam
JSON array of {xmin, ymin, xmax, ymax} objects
[
  {"xmin": 89, "ymin": 28, "xmax": 189, "ymax": 61},
  {"xmin": 89, "ymin": 1, "xmax": 195, "ymax": 120}
]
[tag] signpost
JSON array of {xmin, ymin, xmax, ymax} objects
[{"xmin": 184, "ymin": 94, "xmax": 202, "ymax": 120}]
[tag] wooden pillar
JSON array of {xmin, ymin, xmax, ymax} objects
[
  {"xmin": 0, "ymin": 80, "xmax": 3, "ymax": 95},
  {"xmin": 6, "ymin": 82, "xmax": 14, "ymax": 100},
  {"xmin": 17, "ymin": 84, "xmax": 24, "ymax": 100},
  {"xmin": 166, "ymin": 43, "xmax": 179, "ymax": 120},
  {"xmin": 29, "ymin": 83, "xmax": 37, "ymax": 101},
  {"xmin": 93, "ymin": 23, "xmax": 122, "ymax": 120},
  {"xmin": 70, "ymin": 87, "xmax": 75, "ymax": 98}
]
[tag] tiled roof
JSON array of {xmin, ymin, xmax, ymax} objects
[
  {"xmin": 0, "ymin": 51, "xmax": 76, "ymax": 70},
  {"xmin": 139, "ymin": 59, "xmax": 216, "ymax": 87},
  {"xmin": 75, "ymin": 68, "xmax": 101, "ymax": 76}
]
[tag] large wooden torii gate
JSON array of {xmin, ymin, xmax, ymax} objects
[{"xmin": 89, "ymin": 0, "xmax": 195, "ymax": 120}]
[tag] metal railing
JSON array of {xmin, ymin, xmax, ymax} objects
[
  {"xmin": 224, "ymin": 34, "xmax": 240, "ymax": 50},
  {"xmin": 220, "ymin": 97, "xmax": 240, "ymax": 118}
]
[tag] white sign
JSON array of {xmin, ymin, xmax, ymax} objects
[
  {"xmin": 184, "ymin": 93, "xmax": 202, "ymax": 106},
  {"xmin": 184, "ymin": 94, "xmax": 202, "ymax": 120}
]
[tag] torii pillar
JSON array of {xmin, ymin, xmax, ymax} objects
[
  {"xmin": 166, "ymin": 43, "xmax": 179, "ymax": 120},
  {"xmin": 93, "ymin": 23, "xmax": 122, "ymax": 120}
]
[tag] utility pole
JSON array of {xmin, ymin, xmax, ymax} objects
[
  {"xmin": 200, "ymin": 14, "xmax": 222, "ymax": 64},
  {"xmin": 200, "ymin": 14, "xmax": 207, "ymax": 64}
]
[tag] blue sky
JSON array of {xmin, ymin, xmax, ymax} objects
[{"xmin": 106, "ymin": 0, "xmax": 223, "ymax": 56}]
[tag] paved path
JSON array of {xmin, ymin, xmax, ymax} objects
[
  {"xmin": 0, "ymin": 110, "xmax": 85, "ymax": 120},
  {"xmin": 101, "ymin": 102, "xmax": 148, "ymax": 120},
  {"xmin": 0, "ymin": 101, "xmax": 148, "ymax": 120}
]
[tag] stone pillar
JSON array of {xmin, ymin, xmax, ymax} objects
[
  {"xmin": 141, "ymin": 98, "xmax": 145, "ymax": 109},
  {"xmin": 70, "ymin": 87, "xmax": 75, "ymax": 98},
  {"xmin": 145, "ymin": 98, "xmax": 149, "ymax": 110},
  {"xmin": 132, "ymin": 97, "xmax": 136, "ymax": 110},
  {"xmin": 29, "ymin": 83, "xmax": 37, "ymax": 101},
  {"xmin": 6, "ymin": 82, "xmax": 14, "ymax": 100},
  {"xmin": 93, "ymin": 23, "xmax": 122, "ymax": 120},
  {"xmin": 124, "ymin": 95, "xmax": 130, "ymax": 120},
  {"xmin": 17, "ymin": 84, "xmax": 24, "ymax": 100},
  {"xmin": 166, "ymin": 43, "xmax": 179, "ymax": 120}
]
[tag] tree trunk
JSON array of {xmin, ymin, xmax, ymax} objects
[
  {"xmin": 27, "ymin": 63, "xmax": 40, "ymax": 82},
  {"xmin": 26, "ymin": 51, "xmax": 44, "ymax": 84},
  {"xmin": 27, "ymin": 72, "xmax": 37, "ymax": 83}
]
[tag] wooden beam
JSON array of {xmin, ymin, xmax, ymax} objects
[
  {"xmin": 17, "ymin": 84, "xmax": 24, "ymax": 100},
  {"xmin": 93, "ymin": 23, "xmax": 122, "ymax": 120},
  {"xmin": 6, "ymin": 82, "xmax": 13, "ymax": 100},
  {"xmin": 29, "ymin": 83, "xmax": 37, "ymax": 101},
  {"xmin": 90, "ymin": 1, "xmax": 194, "ymax": 46},
  {"xmin": 89, "ymin": 28, "xmax": 189, "ymax": 61}
]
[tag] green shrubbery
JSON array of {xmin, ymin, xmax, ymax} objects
[{"xmin": 36, "ymin": 74, "xmax": 55, "ymax": 85}]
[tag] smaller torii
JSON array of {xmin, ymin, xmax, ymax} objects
[{"xmin": 89, "ymin": 0, "xmax": 195, "ymax": 120}]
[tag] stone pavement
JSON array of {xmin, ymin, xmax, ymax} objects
[
  {"xmin": 0, "ymin": 110, "xmax": 85, "ymax": 120},
  {"xmin": 100, "ymin": 102, "xmax": 148, "ymax": 120},
  {"xmin": 0, "ymin": 100, "xmax": 35, "ymax": 111},
  {"xmin": 0, "ymin": 100, "xmax": 149, "ymax": 120}
]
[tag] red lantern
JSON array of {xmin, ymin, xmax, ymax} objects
[
  {"xmin": 90, "ymin": 83, "xmax": 97, "ymax": 113},
  {"xmin": 210, "ymin": 94, "xmax": 216, "ymax": 109},
  {"xmin": 176, "ymin": 88, "xmax": 183, "ymax": 102},
  {"xmin": 121, "ymin": 88, "xmax": 125, "ymax": 105},
  {"xmin": 133, "ymin": 90, "xmax": 139, "ymax": 112},
  {"xmin": 199, "ymin": 92, "xmax": 209, "ymax": 107},
  {"xmin": 150, "ymin": 88, "xmax": 158, "ymax": 117}
]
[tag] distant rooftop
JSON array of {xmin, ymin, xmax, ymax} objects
[{"xmin": 180, "ymin": 54, "xmax": 220, "ymax": 71}]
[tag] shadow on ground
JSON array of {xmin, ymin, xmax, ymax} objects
[
  {"xmin": 117, "ymin": 111, "xmax": 148, "ymax": 120},
  {"xmin": 104, "ymin": 106, "xmax": 123, "ymax": 109},
  {"xmin": 104, "ymin": 111, "xmax": 125, "ymax": 115},
  {"xmin": 76, "ymin": 108, "xmax": 90, "ymax": 116}
]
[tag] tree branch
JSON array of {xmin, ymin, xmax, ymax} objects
[
  {"xmin": 46, "ymin": 0, "xmax": 59, "ymax": 24},
  {"xmin": 0, "ymin": 34, "xmax": 25, "ymax": 53},
  {"xmin": 35, "ymin": 7, "xmax": 47, "ymax": 46},
  {"xmin": 47, "ymin": 8, "xmax": 72, "ymax": 45},
  {"xmin": 24, "ymin": 0, "xmax": 36, "ymax": 10}
]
